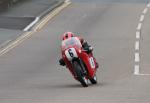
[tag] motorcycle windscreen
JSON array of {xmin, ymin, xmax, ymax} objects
[{"xmin": 61, "ymin": 37, "xmax": 82, "ymax": 50}]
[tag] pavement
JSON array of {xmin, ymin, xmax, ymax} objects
[
  {"xmin": 0, "ymin": 0, "xmax": 64, "ymax": 48},
  {"xmin": 0, "ymin": 0, "xmax": 150, "ymax": 103},
  {"xmin": 0, "ymin": 0, "xmax": 64, "ymax": 30}
]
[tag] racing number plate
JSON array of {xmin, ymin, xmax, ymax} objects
[
  {"xmin": 65, "ymin": 48, "xmax": 78, "ymax": 61},
  {"xmin": 89, "ymin": 57, "xmax": 95, "ymax": 68}
]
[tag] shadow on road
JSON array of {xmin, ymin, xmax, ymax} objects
[{"xmin": 49, "ymin": 83, "xmax": 102, "ymax": 89}]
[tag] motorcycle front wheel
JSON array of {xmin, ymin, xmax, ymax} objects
[{"xmin": 73, "ymin": 61, "xmax": 88, "ymax": 87}]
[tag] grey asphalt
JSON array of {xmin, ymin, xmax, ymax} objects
[
  {"xmin": 0, "ymin": 0, "xmax": 150, "ymax": 103},
  {"xmin": 0, "ymin": 16, "xmax": 35, "ymax": 30},
  {"xmin": 141, "ymin": 8, "xmax": 150, "ymax": 74},
  {"xmin": 0, "ymin": 29, "xmax": 22, "ymax": 48}
]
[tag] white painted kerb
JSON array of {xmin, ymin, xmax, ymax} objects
[{"xmin": 23, "ymin": 17, "xmax": 39, "ymax": 31}]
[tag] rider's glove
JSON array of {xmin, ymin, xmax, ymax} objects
[
  {"xmin": 85, "ymin": 46, "xmax": 93, "ymax": 53},
  {"xmin": 82, "ymin": 42, "xmax": 93, "ymax": 53},
  {"xmin": 89, "ymin": 46, "xmax": 93, "ymax": 52}
]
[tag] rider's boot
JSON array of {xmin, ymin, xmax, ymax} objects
[{"xmin": 59, "ymin": 58, "xmax": 65, "ymax": 66}]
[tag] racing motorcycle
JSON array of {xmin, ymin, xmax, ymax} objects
[{"xmin": 61, "ymin": 37, "xmax": 98, "ymax": 87}]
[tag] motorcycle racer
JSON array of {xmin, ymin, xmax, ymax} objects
[{"xmin": 59, "ymin": 32, "xmax": 99, "ymax": 68}]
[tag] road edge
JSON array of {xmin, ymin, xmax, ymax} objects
[
  {"xmin": 23, "ymin": 0, "xmax": 65, "ymax": 31},
  {"xmin": 0, "ymin": 0, "xmax": 71, "ymax": 57}
]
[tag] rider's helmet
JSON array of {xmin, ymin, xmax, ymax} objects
[{"xmin": 62, "ymin": 32, "xmax": 75, "ymax": 40}]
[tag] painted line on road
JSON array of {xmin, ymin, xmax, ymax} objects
[
  {"xmin": 0, "ymin": 40, "xmax": 12, "ymax": 48},
  {"xmin": 135, "ymin": 52, "xmax": 140, "ymax": 62},
  {"xmin": 134, "ymin": 2, "xmax": 150, "ymax": 75},
  {"xmin": 135, "ymin": 41, "xmax": 140, "ymax": 51},
  {"xmin": 136, "ymin": 31, "xmax": 140, "ymax": 39},
  {"xmin": 23, "ymin": 17, "xmax": 40, "ymax": 31},
  {"xmin": 0, "ymin": 32, "xmax": 32, "ymax": 56},
  {"xmin": 137, "ymin": 23, "xmax": 142, "ymax": 30},
  {"xmin": 143, "ymin": 8, "xmax": 148, "ymax": 14},
  {"xmin": 134, "ymin": 65, "xmax": 139, "ymax": 75},
  {"xmin": 34, "ymin": 0, "xmax": 71, "ymax": 31},
  {"xmin": 65, "ymin": 0, "xmax": 70, "ymax": 3},
  {"xmin": 140, "ymin": 15, "xmax": 145, "ymax": 22},
  {"xmin": 0, "ymin": 0, "xmax": 71, "ymax": 57},
  {"xmin": 147, "ymin": 2, "xmax": 150, "ymax": 8},
  {"xmin": 135, "ymin": 74, "xmax": 150, "ymax": 76}
]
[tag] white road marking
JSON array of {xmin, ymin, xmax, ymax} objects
[
  {"xmin": 65, "ymin": 0, "xmax": 70, "ymax": 3},
  {"xmin": 0, "ymin": 0, "xmax": 71, "ymax": 57},
  {"xmin": 134, "ymin": 2, "xmax": 150, "ymax": 75},
  {"xmin": 147, "ymin": 3, "xmax": 150, "ymax": 8},
  {"xmin": 34, "ymin": 1, "xmax": 71, "ymax": 31},
  {"xmin": 0, "ymin": 32, "xmax": 32, "ymax": 56},
  {"xmin": 140, "ymin": 15, "xmax": 145, "ymax": 22},
  {"xmin": 23, "ymin": 0, "xmax": 71, "ymax": 31},
  {"xmin": 134, "ymin": 65, "xmax": 139, "ymax": 75},
  {"xmin": 136, "ymin": 74, "xmax": 150, "ymax": 76},
  {"xmin": 135, "ymin": 53, "xmax": 140, "ymax": 62},
  {"xmin": 0, "ymin": 40, "xmax": 11, "ymax": 47},
  {"xmin": 143, "ymin": 8, "xmax": 148, "ymax": 14},
  {"xmin": 136, "ymin": 31, "xmax": 140, "ymax": 39},
  {"xmin": 135, "ymin": 41, "xmax": 140, "ymax": 51},
  {"xmin": 137, "ymin": 23, "xmax": 142, "ymax": 30},
  {"xmin": 23, "ymin": 17, "xmax": 39, "ymax": 31}
]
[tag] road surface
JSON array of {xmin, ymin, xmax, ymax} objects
[{"xmin": 0, "ymin": 0, "xmax": 150, "ymax": 103}]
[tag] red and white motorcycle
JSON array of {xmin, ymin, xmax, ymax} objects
[{"xmin": 61, "ymin": 37, "xmax": 98, "ymax": 87}]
